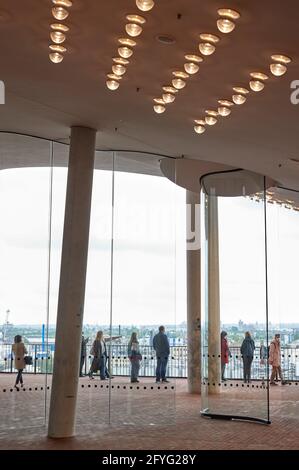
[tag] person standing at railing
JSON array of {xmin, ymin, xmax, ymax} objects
[
  {"xmin": 240, "ymin": 332, "xmax": 255, "ymax": 384},
  {"xmin": 269, "ymin": 333, "xmax": 287, "ymax": 385},
  {"xmin": 221, "ymin": 331, "xmax": 230, "ymax": 381},
  {"xmin": 12, "ymin": 335, "xmax": 27, "ymax": 390},
  {"xmin": 153, "ymin": 326, "xmax": 170, "ymax": 383},
  {"xmin": 128, "ymin": 332, "xmax": 142, "ymax": 383},
  {"xmin": 88, "ymin": 331, "xmax": 107, "ymax": 380},
  {"xmin": 79, "ymin": 333, "xmax": 89, "ymax": 377}
]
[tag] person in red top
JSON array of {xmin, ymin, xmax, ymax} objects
[{"xmin": 221, "ymin": 331, "xmax": 230, "ymax": 381}]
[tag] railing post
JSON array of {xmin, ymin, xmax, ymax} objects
[{"xmin": 34, "ymin": 344, "xmax": 37, "ymax": 374}]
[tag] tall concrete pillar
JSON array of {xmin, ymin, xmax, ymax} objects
[
  {"xmin": 48, "ymin": 126, "xmax": 96, "ymax": 438},
  {"xmin": 207, "ymin": 192, "xmax": 221, "ymax": 393},
  {"xmin": 186, "ymin": 191, "xmax": 201, "ymax": 394}
]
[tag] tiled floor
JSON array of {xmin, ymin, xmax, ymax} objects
[{"xmin": 0, "ymin": 374, "xmax": 298, "ymax": 450}]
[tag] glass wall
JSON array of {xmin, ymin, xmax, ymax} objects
[
  {"xmin": 0, "ymin": 133, "xmax": 185, "ymax": 431},
  {"xmin": 201, "ymin": 170, "xmax": 270, "ymax": 423}
]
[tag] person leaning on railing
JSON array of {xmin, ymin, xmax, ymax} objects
[{"xmin": 269, "ymin": 334, "xmax": 287, "ymax": 385}]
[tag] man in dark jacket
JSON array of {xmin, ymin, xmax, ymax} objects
[
  {"xmin": 153, "ymin": 326, "xmax": 170, "ymax": 383},
  {"xmin": 79, "ymin": 333, "xmax": 89, "ymax": 377},
  {"xmin": 240, "ymin": 332, "xmax": 255, "ymax": 383}
]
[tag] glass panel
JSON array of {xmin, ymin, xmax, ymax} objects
[
  {"xmin": 75, "ymin": 150, "xmax": 114, "ymax": 429},
  {"xmin": 201, "ymin": 170, "xmax": 270, "ymax": 423},
  {"xmin": 0, "ymin": 133, "xmax": 52, "ymax": 429},
  {"xmin": 110, "ymin": 152, "xmax": 179, "ymax": 426}
]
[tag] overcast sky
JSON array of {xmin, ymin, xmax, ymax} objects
[{"xmin": 0, "ymin": 167, "xmax": 299, "ymax": 329}]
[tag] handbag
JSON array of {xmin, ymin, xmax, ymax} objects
[{"xmin": 24, "ymin": 355, "xmax": 33, "ymax": 365}]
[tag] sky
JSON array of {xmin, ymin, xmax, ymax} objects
[{"xmin": 0, "ymin": 167, "xmax": 299, "ymax": 328}]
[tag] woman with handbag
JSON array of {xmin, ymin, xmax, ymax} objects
[
  {"xmin": 128, "ymin": 332, "xmax": 142, "ymax": 383},
  {"xmin": 12, "ymin": 335, "xmax": 28, "ymax": 390},
  {"xmin": 88, "ymin": 331, "xmax": 107, "ymax": 380}
]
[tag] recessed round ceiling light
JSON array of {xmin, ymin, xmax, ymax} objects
[
  {"xmin": 233, "ymin": 87, "xmax": 249, "ymax": 94},
  {"xmin": 52, "ymin": 0, "xmax": 72, "ymax": 6},
  {"xmin": 113, "ymin": 57, "xmax": 129, "ymax": 65},
  {"xmin": 153, "ymin": 98, "xmax": 165, "ymax": 105},
  {"xmin": 172, "ymin": 78, "xmax": 186, "ymax": 89},
  {"xmin": 199, "ymin": 42, "xmax": 216, "ymax": 56},
  {"xmin": 205, "ymin": 110, "xmax": 218, "ymax": 117},
  {"xmin": 185, "ymin": 54, "xmax": 203, "ymax": 63},
  {"xmin": 194, "ymin": 125, "xmax": 206, "ymax": 134},
  {"xmin": 50, "ymin": 31, "xmax": 66, "ymax": 44},
  {"xmin": 194, "ymin": 119, "xmax": 206, "ymax": 125},
  {"xmin": 118, "ymin": 46, "xmax": 133, "ymax": 58},
  {"xmin": 107, "ymin": 74, "xmax": 122, "ymax": 80},
  {"xmin": 163, "ymin": 93, "xmax": 176, "ymax": 103},
  {"xmin": 173, "ymin": 71, "xmax": 189, "ymax": 79},
  {"xmin": 119, "ymin": 38, "xmax": 137, "ymax": 47},
  {"xmin": 136, "ymin": 0, "xmax": 155, "ymax": 11},
  {"xmin": 51, "ymin": 23, "xmax": 69, "ymax": 32},
  {"xmin": 126, "ymin": 23, "xmax": 143, "ymax": 37},
  {"xmin": 218, "ymin": 8, "xmax": 240, "ymax": 20},
  {"xmin": 205, "ymin": 116, "xmax": 217, "ymax": 125},
  {"xmin": 49, "ymin": 52, "xmax": 64, "ymax": 63},
  {"xmin": 232, "ymin": 94, "xmax": 247, "ymax": 104},
  {"xmin": 112, "ymin": 64, "xmax": 126, "ymax": 76},
  {"xmin": 271, "ymin": 54, "xmax": 292, "ymax": 64},
  {"xmin": 250, "ymin": 72, "xmax": 269, "ymax": 81},
  {"xmin": 126, "ymin": 14, "xmax": 146, "ymax": 24},
  {"xmin": 218, "ymin": 106, "xmax": 231, "ymax": 116},
  {"xmin": 200, "ymin": 33, "xmax": 220, "ymax": 43},
  {"xmin": 250, "ymin": 80, "xmax": 265, "ymax": 92},
  {"xmin": 163, "ymin": 86, "xmax": 178, "ymax": 94},
  {"xmin": 184, "ymin": 62, "xmax": 199, "ymax": 74},
  {"xmin": 52, "ymin": 6, "xmax": 69, "ymax": 20},
  {"xmin": 218, "ymin": 99, "xmax": 234, "ymax": 107},
  {"xmin": 270, "ymin": 63, "xmax": 287, "ymax": 76},
  {"xmin": 49, "ymin": 44, "xmax": 67, "ymax": 53},
  {"xmin": 106, "ymin": 80, "xmax": 120, "ymax": 91},
  {"xmin": 217, "ymin": 18, "xmax": 235, "ymax": 34},
  {"xmin": 154, "ymin": 105, "xmax": 166, "ymax": 114}
]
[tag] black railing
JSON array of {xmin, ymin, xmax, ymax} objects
[{"xmin": 1, "ymin": 343, "xmax": 299, "ymax": 380}]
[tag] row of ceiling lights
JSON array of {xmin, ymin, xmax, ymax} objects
[
  {"xmin": 154, "ymin": 8, "xmax": 241, "ymax": 114},
  {"xmin": 106, "ymin": 1, "xmax": 155, "ymax": 91},
  {"xmin": 49, "ymin": 0, "xmax": 73, "ymax": 64},
  {"xmin": 249, "ymin": 191, "xmax": 299, "ymax": 212},
  {"xmin": 194, "ymin": 54, "xmax": 292, "ymax": 134}
]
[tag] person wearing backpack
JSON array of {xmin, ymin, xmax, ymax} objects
[
  {"xmin": 12, "ymin": 335, "xmax": 28, "ymax": 390},
  {"xmin": 240, "ymin": 331, "xmax": 255, "ymax": 383}
]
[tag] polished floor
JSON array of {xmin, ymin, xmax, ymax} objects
[{"xmin": 0, "ymin": 375, "xmax": 298, "ymax": 450}]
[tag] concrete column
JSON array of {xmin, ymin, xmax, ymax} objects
[
  {"xmin": 48, "ymin": 126, "xmax": 96, "ymax": 438},
  {"xmin": 186, "ymin": 191, "xmax": 201, "ymax": 394},
  {"xmin": 207, "ymin": 192, "xmax": 221, "ymax": 393}
]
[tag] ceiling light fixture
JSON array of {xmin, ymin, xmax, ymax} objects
[
  {"xmin": 250, "ymin": 72, "xmax": 269, "ymax": 81},
  {"xmin": 173, "ymin": 71, "xmax": 189, "ymax": 79},
  {"xmin": 113, "ymin": 57, "xmax": 129, "ymax": 65},
  {"xmin": 107, "ymin": 74, "xmax": 122, "ymax": 80},
  {"xmin": 172, "ymin": 78, "xmax": 186, "ymax": 89},
  {"xmin": 112, "ymin": 64, "xmax": 126, "ymax": 76},
  {"xmin": 271, "ymin": 54, "xmax": 292, "ymax": 64},
  {"xmin": 249, "ymin": 80, "xmax": 265, "ymax": 92},
  {"xmin": 233, "ymin": 87, "xmax": 249, "ymax": 94},
  {"xmin": 136, "ymin": 0, "xmax": 155, "ymax": 11},
  {"xmin": 205, "ymin": 110, "xmax": 218, "ymax": 117},
  {"xmin": 184, "ymin": 62, "xmax": 199, "ymax": 74},
  {"xmin": 185, "ymin": 54, "xmax": 203, "ymax": 63},
  {"xmin": 232, "ymin": 94, "xmax": 247, "ymax": 104},
  {"xmin": 194, "ymin": 119, "xmax": 206, "ymax": 125},
  {"xmin": 218, "ymin": 99, "xmax": 234, "ymax": 107},
  {"xmin": 118, "ymin": 46, "xmax": 133, "ymax": 58},
  {"xmin": 270, "ymin": 63, "xmax": 287, "ymax": 77},
  {"xmin": 154, "ymin": 105, "xmax": 166, "ymax": 114},
  {"xmin": 200, "ymin": 33, "xmax": 220, "ymax": 43},
  {"xmin": 52, "ymin": 6, "xmax": 69, "ymax": 20},
  {"xmin": 125, "ymin": 23, "xmax": 143, "ymax": 37},
  {"xmin": 217, "ymin": 9, "xmax": 240, "ymax": 34},
  {"xmin": 163, "ymin": 93, "xmax": 176, "ymax": 103},
  {"xmin": 199, "ymin": 42, "xmax": 216, "ymax": 56},
  {"xmin": 163, "ymin": 86, "xmax": 178, "ymax": 94},
  {"xmin": 205, "ymin": 116, "xmax": 217, "ymax": 125},
  {"xmin": 106, "ymin": 80, "xmax": 120, "ymax": 91},
  {"xmin": 49, "ymin": 44, "xmax": 67, "ymax": 53},
  {"xmin": 218, "ymin": 106, "xmax": 231, "ymax": 116},
  {"xmin": 153, "ymin": 98, "xmax": 165, "ymax": 104},
  {"xmin": 50, "ymin": 31, "xmax": 66, "ymax": 44},
  {"xmin": 194, "ymin": 125, "xmax": 206, "ymax": 134},
  {"xmin": 118, "ymin": 38, "xmax": 137, "ymax": 47},
  {"xmin": 49, "ymin": 52, "xmax": 64, "ymax": 63},
  {"xmin": 51, "ymin": 23, "xmax": 69, "ymax": 32},
  {"xmin": 52, "ymin": 0, "xmax": 72, "ymax": 6},
  {"xmin": 218, "ymin": 8, "xmax": 240, "ymax": 20},
  {"xmin": 126, "ymin": 14, "xmax": 146, "ymax": 24}
]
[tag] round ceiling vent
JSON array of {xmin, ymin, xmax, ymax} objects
[{"xmin": 156, "ymin": 35, "xmax": 176, "ymax": 45}]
